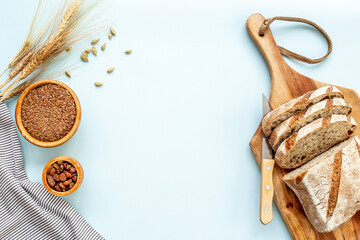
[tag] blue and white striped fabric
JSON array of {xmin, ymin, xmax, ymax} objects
[{"xmin": 0, "ymin": 102, "xmax": 103, "ymax": 240}]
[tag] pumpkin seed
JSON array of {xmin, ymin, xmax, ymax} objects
[
  {"xmin": 110, "ymin": 27, "xmax": 116, "ymax": 36},
  {"xmin": 65, "ymin": 71, "xmax": 71, "ymax": 78},
  {"xmin": 107, "ymin": 67, "xmax": 114, "ymax": 73},
  {"xmin": 95, "ymin": 82, "xmax": 103, "ymax": 87},
  {"xmin": 92, "ymin": 47, "xmax": 97, "ymax": 56},
  {"xmin": 125, "ymin": 49, "xmax": 132, "ymax": 55},
  {"xmin": 101, "ymin": 43, "xmax": 106, "ymax": 51},
  {"xmin": 91, "ymin": 39, "xmax": 100, "ymax": 45}
]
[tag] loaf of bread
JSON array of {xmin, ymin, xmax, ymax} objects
[
  {"xmin": 262, "ymin": 86, "xmax": 344, "ymax": 137},
  {"xmin": 269, "ymin": 98, "xmax": 352, "ymax": 151},
  {"xmin": 275, "ymin": 115, "xmax": 357, "ymax": 169},
  {"xmin": 283, "ymin": 136, "xmax": 360, "ymax": 232}
]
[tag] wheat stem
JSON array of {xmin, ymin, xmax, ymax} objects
[{"xmin": 0, "ymin": 68, "xmax": 9, "ymax": 78}]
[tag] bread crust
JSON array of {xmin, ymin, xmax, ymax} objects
[
  {"xmin": 275, "ymin": 115, "xmax": 357, "ymax": 169},
  {"xmin": 283, "ymin": 136, "xmax": 360, "ymax": 232},
  {"xmin": 269, "ymin": 98, "xmax": 352, "ymax": 151},
  {"xmin": 262, "ymin": 86, "xmax": 344, "ymax": 137}
]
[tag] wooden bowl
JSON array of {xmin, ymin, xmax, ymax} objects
[
  {"xmin": 42, "ymin": 156, "xmax": 84, "ymax": 197},
  {"xmin": 15, "ymin": 80, "xmax": 81, "ymax": 148}
]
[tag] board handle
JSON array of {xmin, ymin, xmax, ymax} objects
[
  {"xmin": 246, "ymin": 14, "xmax": 287, "ymax": 84},
  {"xmin": 260, "ymin": 158, "xmax": 275, "ymax": 225}
]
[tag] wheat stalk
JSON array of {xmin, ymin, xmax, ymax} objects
[
  {"xmin": 0, "ymin": 50, "xmax": 35, "ymax": 90},
  {"xmin": 0, "ymin": 0, "xmax": 43, "ymax": 78},
  {"xmin": 1, "ymin": 0, "xmax": 105, "ymax": 101},
  {"xmin": 2, "ymin": 80, "xmax": 35, "ymax": 101}
]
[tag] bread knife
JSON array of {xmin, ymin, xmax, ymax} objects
[{"xmin": 260, "ymin": 94, "xmax": 275, "ymax": 225}]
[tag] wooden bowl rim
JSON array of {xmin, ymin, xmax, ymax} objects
[
  {"xmin": 15, "ymin": 80, "xmax": 81, "ymax": 148},
  {"xmin": 42, "ymin": 156, "xmax": 84, "ymax": 197}
]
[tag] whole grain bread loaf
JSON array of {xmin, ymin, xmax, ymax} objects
[
  {"xmin": 262, "ymin": 86, "xmax": 344, "ymax": 137},
  {"xmin": 283, "ymin": 136, "xmax": 360, "ymax": 232},
  {"xmin": 275, "ymin": 115, "xmax": 357, "ymax": 169},
  {"xmin": 269, "ymin": 98, "xmax": 352, "ymax": 151}
]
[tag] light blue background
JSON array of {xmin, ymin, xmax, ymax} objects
[{"xmin": 1, "ymin": 0, "xmax": 360, "ymax": 239}]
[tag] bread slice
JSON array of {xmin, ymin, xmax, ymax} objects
[
  {"xmin": 262, "ymin": 86, "xmax": 344, "ymax": 137},
  {"xmin": 275, "ymin": 115, "xmax": 357, "ymax": 169},
  {"xmin": 283, "ymin": 136, "xmax": 360, "ymax": 232},
  {"xmin": 269, "ymin": 98, "xmax": 352, "ymax": 151}
]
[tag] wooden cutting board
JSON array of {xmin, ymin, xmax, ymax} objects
[{"xmin": 248, "ymin": 13, "xmax": 360, "ymax": 240}]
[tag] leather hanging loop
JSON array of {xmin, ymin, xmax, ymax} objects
[{"xmin": 258, "ymin": 16, "xmax": 333, "ymax": 64}]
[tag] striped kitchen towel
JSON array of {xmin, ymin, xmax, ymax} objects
[{"xmin": 0, "ymin": 102, "xmax": 104, "ymax": 240}]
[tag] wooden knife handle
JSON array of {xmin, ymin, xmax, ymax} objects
[{"xmin": 260, "ymin": 158, "xmax": 275, "ymax": 225}]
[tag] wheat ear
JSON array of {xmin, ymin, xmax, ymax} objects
[
  {"xmin": 0, "ymin": 50, "xmax": 35, "ymax": 90},
  {"xmin": 2, "ymin": 80, "xmax": 35, "ymax": 101}
]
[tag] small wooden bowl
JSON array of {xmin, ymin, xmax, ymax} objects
[
  {"xmin": 42, "ymin": 156, "xmax": 84, "ymax": 197},
  {"xmin": 15, "ymin": 80, "xmax": 81, "ymax": 148}
]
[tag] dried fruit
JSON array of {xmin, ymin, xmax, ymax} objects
[
  {"xmin": 125, "ymin": 49, "xmax": 132, "ymax": 55},
  {"xmin": 101, "ymin": 43, "xmax": 106, "ymax": 51},
  {"xmin": 59, "ymin": 173, "xmax": 67, "ymax": 181},
  {"xmin": 91, "ymin": 38, "xmax": 100, "ymax": 45},
  {"xmin": 95, "ymin": 82, "xmax": 103, "ymax": 87},
  {"xmin": 110, "ymin": 27, "xmax": 116, "ymax": 36},
  {"xmin": 69, "ymin": 167, "xmax": 76, "ymax": 173},
  {"xmin": 64, "ymin": 179, "xmax": 72, "ymax": 186},
  {"xmin": 81, "ymin": 54, "xmax": 88, "ymax": 62},
  {"xmin": 108, "ymin": 33, "xmax": 112, "ymax": 40},
  {"xmin": 92, "ymin": 47, "xmax": 97, "ymax": 56},
  {"xmin": 65, "ymin": 71, "xmax": 71, "ymax": 78},
  {"xmin": 47, "ymin": 174, "xmax": 56, "ymax": 187},
  {"xmin": 46, "ymin": 161, "xmax": 78, "ymax": 192}
]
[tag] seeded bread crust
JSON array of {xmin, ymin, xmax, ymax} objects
[
  {"xmin": 275, "ymin": 115, "xmax": 357, "ymax": 169},
  {"xmin": 283, "ymin": 136, "xmax": 360, "ymax": 232},
  {"xmin": 262, "ymin": 86, "xmax": 344, "ymax": 137},
  {"xmin": 269, "ymin": 98, "xmax": 352, "ymax": 151}
]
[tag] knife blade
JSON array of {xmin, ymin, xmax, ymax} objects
[{"xmin": 260, "ymin": 94, "xmax": 275, "ymax": 225}]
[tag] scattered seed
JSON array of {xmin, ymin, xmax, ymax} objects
[
  {"xmin": 101, "ymin": 43, "xmax": 106, "ymax": 51},
  {"xmin": 65, "ymin": 71, "xmax": 71, "ymax": 78},
  {"xmin": 66, "ymin": 47, "xmax": 72, "ymax": 52},
  {"xmin": 92, "ymin": 47, "xmax": 97, "ymax": 56},
  {"xmin": 110, "ymin": 27, "xmax": 116, "ymax": 36},
  {"xmin": 108, "ymin": 33, "xmax": 112, "ymax": 40},
  {"xmin": 95, "ymin": 82, "xmax": 103, "ymax": 87},
  {"xmin": 91, "ymin": 39, "xmax": 100, "ymax": 45},
  {"xmin": 125, "ymin": 49, "xmax": 132, "ymax": 55},
  {"xmin": 107, "ymin": 67, "xmax": 114, "ymax": 73},
  {"xmin": 85, "ymin": 48, "xmax": 91, "ymax": 53},
  {"xmin": 81, "ymin": 54, "xmax": 88, "ymax": 62}
]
